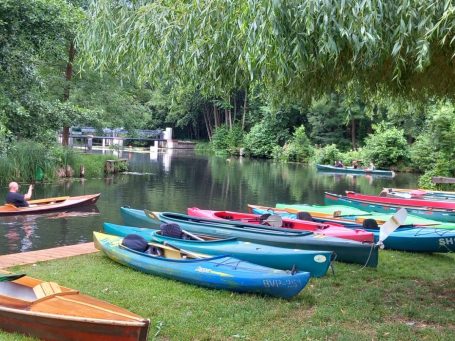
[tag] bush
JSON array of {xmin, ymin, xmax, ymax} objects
[
  {"xmin": 275, "ymin": 125, "xmax": 314, "ymax": 163},
  {"xmin": 418, "ymin": 158, "xmax": 455, "ymax": 190},
  {"xmin": 211, "ymin": 125, "xmax": 244, "ymax": 155},
  {"xmin": 340, "ymin": 149, "xmax": 364, "ymax": 167},
  {"xmin": 410, "ymin": 132, "xmax": 437, "ymax": 172},
  {"xmin": 244, "ymin": 121, "xmax": 282, "ymax": 158},
  {"xmin": 311, "ymin": 144, "xmax": 341, "ymax": 165},
  {"xmin": 362, "ymin": 123, "xmax": 409, "ymax": 168}
]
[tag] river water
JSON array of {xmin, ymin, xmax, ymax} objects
[{"xmin": 0, "ymin": 150, "xmax": 419, "ymax": 255}]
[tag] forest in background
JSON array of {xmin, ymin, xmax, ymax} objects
[{"xmin": 1, "ymin": 0, "xmax": 455, "ymax": 188}]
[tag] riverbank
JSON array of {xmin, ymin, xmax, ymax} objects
[{"xmin": 4, "ymin": 250, "xmax": 454, "ymax": 340}]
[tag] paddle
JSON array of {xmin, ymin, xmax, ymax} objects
[
  {"xmin": 181, "ymin": 229, "xmax": 204, "ymax": 241},
  {"xmin": 161, "ymin": 242, "xmax": 204, "ymax": 259},
  {"xmin": 376, "ymin": 208, "xmax": 408, "ymax": 248}
]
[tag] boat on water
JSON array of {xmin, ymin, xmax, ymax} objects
[
  {"xmin": 94, "ymin": 232, "xmax": 311, "ymax": 299},
  {"xmin": 0, "ymin": 194, "xmax": 100, "ymax": 216},
  {"xmin": 187, "ymin": 207, "xmax": 374, "ymax": 243},
  {"xmin": 119, "ymin": 207, "xmax": 379, "ymax": 267},
  {"xmin": 103, "ymin": 222, "xmax": 333, "ymax": 277},
  {"xmin": 324, "ymin": 192, "xmax": 455, "ymax": 223},
  {"xmin": 0, "ymin": 271, "xmax": 149, "ymax": 341},
  {"xmin": 250, "ymin": 205, "xmax": 455, "ymax": 253},
  {"xmin": 382, "ymin": 188, "xmax": 455, "ymax": 201},
  {"xmin": 316, "ymin": 164, "xmax": 395, "ymax": 177}
]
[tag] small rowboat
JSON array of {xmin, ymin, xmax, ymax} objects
[
  {"xmin": 249, "ymin": 205, "xmax": 455, "ymax": 253},
  {"xmin": 103, "ymin": 222, "xmax": 333, "ymax": 277},
  {"xmin": 94, "ymin": 232, "xmax": 311, "ymax": 299},
  {"xmin": 187, "ymin": 207, "xmax": 374, "ymax": 243},
  {"xmin": 0, "ymin": 271, "xmax": 149, "ymax": 340},
  {"xmin": 385, "ymin": 188, "xmax": 455, "ymax": 200},
  {"xmin": 119, "ymin": 207, "xmax": 379, "ymax": 267},
  {"xmin": 316, "ymin": 164, "xmax": 395, "ymax": 177},
  {"xmin": 325, "ymin": 192, "xmax": 455, "ymax": 223},
  {"xmin": 0, "ymin": 194, "xmax": 100, "ymax": 216}
]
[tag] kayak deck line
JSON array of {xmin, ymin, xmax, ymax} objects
[{"xmin": 0, "ymin": 243, "xmax": 98, "ymax": 269}]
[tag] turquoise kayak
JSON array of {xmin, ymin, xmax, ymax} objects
[
  {"xmin": 316, "ymin": 164, "xmax": 395, "ymax": 177},
  {"xmin": 120, "ymin": 207, "xmax": 379, "ymax": 267},
  {"xmin": 251, "ymin": 207, "xmax": 455, "ymax": 253},
  {"xmin": 94, "ymin": 232, "xmax": 311, "ymax": 299},
  {"xmin": 103, "ymin": 222, "xmax": 333, "ymax": 277}
]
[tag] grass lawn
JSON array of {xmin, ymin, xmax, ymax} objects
[{"xmin": 2, "ymin": 250, "xmax": 454, "ymax": 340}]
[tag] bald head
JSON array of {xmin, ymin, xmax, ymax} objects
[{"xmin": 8, "ymin": 182, "xmax": 19, "ymax": 192}]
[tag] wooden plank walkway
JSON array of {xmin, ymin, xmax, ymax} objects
[{"xmin": 0, "ymin": 242, "xmax": 98, "ymax": 269}]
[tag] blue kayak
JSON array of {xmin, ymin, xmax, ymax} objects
[
  {"xmin": 251, "ymin": 207, "xmax": 455, "ymax": 253},
  {"xmin": 103, "ymin": 222, "xmax": 333, "ymax": 277},
  {"xmin": 94, "ymin": 232, "xmax": 311, "ymax": 299},
  {"xmin": 120, "ymin": 207, "xmax": 379, "ymax": 268}
]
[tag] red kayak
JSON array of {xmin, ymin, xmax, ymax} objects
[
  {"xmin": 187, "ymin": 207, "xmax": 374, "ymax": 243},
  {"xmin": 346, "ymin": 191, "xmax": 455, "ymax": 211}
]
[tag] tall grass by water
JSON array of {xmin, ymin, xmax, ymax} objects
[{"xmin": 0, "ymin": 140, "xmax": 115, "ymax": 184}]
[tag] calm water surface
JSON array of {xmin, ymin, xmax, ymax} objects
[{"xmin": 0, "ymin": 150, "xmax": 419, "ymax": 255}]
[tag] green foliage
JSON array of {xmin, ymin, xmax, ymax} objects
[
  {"xmin": 312, "ymin": 144, "xmax": 341, "ymax": 165},
  {"xmin": 418, "ymin": 158, "xmax": 455, "ymax": 190},
  {"xmin": 340, "ymin": 149, "xmax": 364, "ymax": 167},
  {"xmin": 362, "ymin": 123, "xmax": 409, "ymax": 168},
  {"xmin": 410, "ymin": 133, "xmax": 438, "ymax": 172},
  {"xmin": 211, "ymin": 125, "xmax": 244, "ymax": 155},
  {"xmin": 79, "ymin": 1, "xmax": 455, "ymax": 102},
  {"xmin": 274, "ymin": 125, "xmax": 314, "ymax": 163}
]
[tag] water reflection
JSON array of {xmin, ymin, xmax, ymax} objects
[{"xmin": 0, "ymin": 150, "xmax": 419, "ymax": 254}]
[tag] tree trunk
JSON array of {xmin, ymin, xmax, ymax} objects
[
  {"xmin": 62, "ymin": 40, "xmax": 76, "ymax": 146},
  {"xmin": 351, "ymin": 118, "xmax": 356, "ymax": 150},
  {"xmin": 242, "ymin": 90, "xmax": 247, "ymax": 130},
  {"xmin": 213, "ymin": 103, "xmax": 219, "ymax": 128}
]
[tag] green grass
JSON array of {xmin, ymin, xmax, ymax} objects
[{"xmin": 4, "ymin": 251, "xmax": 454, "ymax": 340}]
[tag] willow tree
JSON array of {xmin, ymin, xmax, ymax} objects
[{"xmin": 78, "ymin": 0, "xmax": 455, "ymax": 107}]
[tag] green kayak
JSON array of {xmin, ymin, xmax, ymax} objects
[{"xmin": 275, "ymin": 203, "xmax": 455, "ymax": 229}]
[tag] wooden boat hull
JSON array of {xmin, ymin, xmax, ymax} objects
[
  {"xmin": 94, "ymin": 232, "xmax": 311, "ymax": 299},
  {"xmin": 250, "ymin": 206, "xmax": 455, "ymax": 253},
  {"xmin": 103, "ymin": 222, "xmax": 332, "ymax": 277},
  {"xmin": 0, "ymin": 272, "xmax": 149, "ymax": 341},
  {"xmin": 120, "ymin": 207, "xmax": 379, "ymax": 267},
  {"xmin": 187, "ymin": 207, "xmax": 374, "ymax": 243},
  {"xmin": 0, "ymin": 194, "xmax": 100, "ymax": 216},
  {"xmin": 316, "ymin": 164, "xmax": 395, "ymax": 177},
  {"xmin": 325, "ymin": 192, "xmax": 455, "ymax": 223}
]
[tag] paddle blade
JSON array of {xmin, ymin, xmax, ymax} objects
[
  {"xmin": 0, "ymin": 273, "xmax": 26, "ymax": 282},
  {"xmin": 264, "ymin": 214, "xmax": 283, "ymax": 227},
  {"xmin": 377, "ymin": 208, "xmax": 408, "ymax": 247}
]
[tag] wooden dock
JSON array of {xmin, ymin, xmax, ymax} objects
[{"xmin": 0, "ymin": 243, "xmax": 98, "ymax": 269}]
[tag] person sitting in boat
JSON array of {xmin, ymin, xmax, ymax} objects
[
  {"xmin": 335, "ymin": 160, "xmax": 344, "ymax": 168},
  {"xmin": 5, "ymin": 182, "xmax": 33, "ymax": 207},
  {"xmin": 352, "ymin": 160, "xmax": 359, "ymax": 169},
  {"xmin": 366, "ymin": 162, "xmax": 375, "ymax": 171}
]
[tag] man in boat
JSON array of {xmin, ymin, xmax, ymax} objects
[{"xmin": 5, "ymin": 182, "xmax": 33, "ymax": 207}]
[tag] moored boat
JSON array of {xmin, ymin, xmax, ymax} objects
[
  {"xmin": 325, "ymin": 192, "xmax": 455, "ymax": 223},
  {"xmin": 346, "ymin": 191, "xmax": 455, "ymax": 210},
  {"xmin": 94, "ymin": 232, "xmax": 311, "ymax": 299},
  {"xmin": 103, "ymin": 222, "xmax": 333, "ymax": 277},
  {"xmin": 187, "ymin": 207, "xmax": 374, "ymax": 243},
  {"xmin": 249, "ymin": 205, "xmax": 455, "ymax": 253},
  {"xmin": 0, "ymin": 194, "xmax": 101, "ymax": 216},
  {"xmin": 316, "ymin": 164, "xmax": 395, "ymax": 177},
  {"xmin": 0, "ymin": 271, "xmax": 149, "ymax": 341},
  {"xmin": 119, "ymin": 207, "xmax": 379, "ymax": 267}
]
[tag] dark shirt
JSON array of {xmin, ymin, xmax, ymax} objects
[{"xmin": 5, "ymin": 192, "xmax": 29, "ymax": 207}]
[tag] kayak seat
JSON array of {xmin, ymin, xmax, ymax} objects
[
  {"xmin": 258, "ymin": 214, "xmax": 271, "ymax": 225},
  {"xmin": 363, "ymin": 219, "xmax": 379, "ymax": 229},
  {"xmin": 296, "ymin": 211, "xmax": 314, "ymax": 222}
]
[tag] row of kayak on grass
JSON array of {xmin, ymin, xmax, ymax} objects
[{"xmin": 94, "ymin": 195, "xmax": 455, "ymax": 300}]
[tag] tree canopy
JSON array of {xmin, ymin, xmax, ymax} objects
[{"xmin": 79, "ymin": 0, "xmax": 455, "ymax": 101}]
